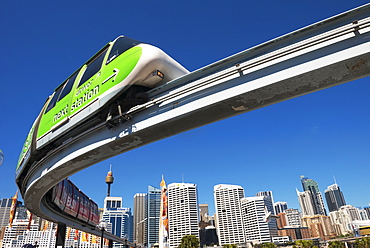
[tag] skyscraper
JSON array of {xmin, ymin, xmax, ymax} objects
[
  {"xmin": 324, "ymin": 184, "xmax": 346, "ymax": 212},
  {"xmin": 0, "ymin": 198, "xmax": 15, "ymax": 230},
  {"xmin": 296, "ymin": 189, "xmax": 315, "ymax": 216},
  {"xmin": 300, "ymin": 176, "xmax": 327, "ymax": 216},
  {"xmin": 146, "ymin": 185, "xmax": 161, "ymax": 248},
  {"xmin": 274, "ymin": 202, "xmax": 288, "ymax": 215},
  {"xmin": 214, "ymin": 184, "xmax": 245, "ymax": 245},
  {"xmin": 133, "ymin": 193, "xmax": 146, "ymax": 245},
  {"xmin": 168, "ymin": 183, "xmax": 199, "ymax": 248},
  {"xmin": 0, "ymin": 197, "xmax": 23, "ymax": 235},
  {"xmin": 255, "ymin": 191, "xmax": 275, "ymax": 207},
  {"xmin": 364, "ymin": 206, "xmax": 370, "ymax": 219},
  {"xmin": 241, "ymin": 196, "xmax": 278, "ymax": 243},
  {"xmin": 103, "ymin": 196, "xmax": 133, "ymax": 247}
]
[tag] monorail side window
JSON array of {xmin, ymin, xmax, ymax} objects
[
  {"xmin": 59, "ymin": 71, "xmax": 79, "ymax": 100},
  {"xmin": 45, "ymin": 87, "xmax": 63, "ymax": 113},
  {"xmin": 44, "ymin": 71, "xmax": 79, "ymax": 114},
  {"xmin": 106, "ymin": 36, "xmax": 141, "ymax": 64},
  {"xmin": 78, "ymin": 49, "xmax": 108, "ymax": 88}
]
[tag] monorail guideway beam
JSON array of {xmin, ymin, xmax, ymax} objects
[{"xmin": 21, "ymin": 3, "xmax": 370, "ymax": 244}]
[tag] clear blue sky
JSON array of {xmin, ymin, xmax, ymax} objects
[{"xmin": 1, "ymin": 1, "xmax": 370, "ymax": 216}]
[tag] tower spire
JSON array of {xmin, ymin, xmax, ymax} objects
[{"xmin": 106, "ymin": 165, "xmax": 114, "ymax": 197}]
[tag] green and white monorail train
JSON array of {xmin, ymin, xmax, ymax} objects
[{"xmin": 16, "ymin": 36, "xmax": 188, "ymax": 183}]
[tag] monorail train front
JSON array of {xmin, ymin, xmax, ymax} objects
[
  {"xmin": 97, "ymin": 36, "xmax": 190, "ymax": 110},
  {"xmin": 16, "ymin": 35, "xmax": 189, "ymax": 192}
]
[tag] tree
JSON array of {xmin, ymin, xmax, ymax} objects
[
  {"xmin": 328, "ymin": 240, "xmax": 345, "ymax": 248},
  {"xmin": 178, "ymin": 235, "xmax": 200, "ymax": 248},
  {"xmin": 222, "ymin": 244, "xmax": 237, "ymax": 248},
  {"xmin": 355, "ymin": 237, "xmax": 370, "ymax": 248},
  {"xmin": 261, "ymin": 242, "xmax": 277, "ymax": 248},
  {"xmin": 295, "ymin": 240, "xmax": 314, "ymax": 248}
]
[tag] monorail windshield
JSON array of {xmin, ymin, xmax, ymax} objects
[{"xmin": 106, "ymin": 36, "xmax": 141, "ymax": 64}]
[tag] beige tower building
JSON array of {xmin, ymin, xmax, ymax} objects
[
  {"xmin": 301, "ymin": 215, "xmax": 336, "ymax": 240},
  {"xmin": 133, "ymin": 193, "xmax": 146, "ymax": 245}
]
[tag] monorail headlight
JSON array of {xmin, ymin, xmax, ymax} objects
[{"xmin": 156, "ymin": 70, "xmax": 164, "ymax": 79}]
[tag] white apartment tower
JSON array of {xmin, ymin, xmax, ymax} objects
[
  {"xmin": 214, "ymin": 184, "xmax": 245, "ymax": 245},
  {"xmin": 296, "ymin": 189, "xmax": 315, "ymax": 216},
  {"xmin": 168, "ymin": 183, "xmax": 199, "ymax": 248},
  {"xmin": 240, "ymin": 196, "xmax": 278, "ymax": 243}
]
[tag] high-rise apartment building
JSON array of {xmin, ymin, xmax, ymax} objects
[
  {"xmin": 339, "ymin": 205, "xmax": 362, "ymax": 221},
  {"xmin": 214, "ymin": 184, "xmax": 245, "ymax": 245},
  {"xmin": 168, "ymin": 183, "xmax": 199, "ymax": 248},
  {"xmin": 300, "ymin": 176, "xmax": 327, "ymax": 216},
  {"xmin": 146, "ymin": 186, "xmax": 160, "ymax": 248},
  {"xmin": 274, "ymin": 202, "xmax": 288, "ymax": 215},
  {"xmin": 296, "ymin": 189, "xmax": 315, "ymax": 216},
  {"xmin": 241, "ymin": 196, "xmax": 278, "ymax": 243},
  {"xmin": 133, "ymin": 193, "xmax": 146, "ymax": 245},
  {"xmin": 103, "ymin": 196, "xmax": 133, "ymax": 247},
  {"xmin": 324, "ymin": 184, "xmax": 346, "ymax": 212},
  {"xmin": 284, "ymin": 208, "xmax": 302, "ymax": 227},
  {"xmin": 2, "ymin": 221, "xmax": 56, "ymax": 248}
]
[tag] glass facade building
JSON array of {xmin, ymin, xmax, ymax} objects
[
  {"xmin": 324, "ymin": 184, "xmax": 346, "ymax": 212},
  {"xmin": 103, "ymin": 197, "xmax": 133, "ymax": 247},
  {"xmin": 146, "ymin": 186, "xmax": 160, "ymax": 248},
  {"xmin": 300, "ymin": 176, "xmax": 327, "ymax": 216}
]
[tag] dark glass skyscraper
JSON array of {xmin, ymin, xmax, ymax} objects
[
  {"xmin": 324, "ymin": 184, "xmax": 346, "ymax": 212},
  {"xmin": 146, "ymin": 186, "xmax": 161, "ymax": 248},
  {"xmin": 300, "ymin": 175, "xmax": 327, "ymax": 216}
]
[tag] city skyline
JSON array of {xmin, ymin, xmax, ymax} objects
[
  {"xmin": 1, "ymin": 1, "xmax": 370, "ymax": 220},
  {"xmin": 1, "ymin": 174, "xmax": 369, "ymax": 246},
  {"xmin": 126, "ymin": 175, "xmax": 363, "ymax": 217}
]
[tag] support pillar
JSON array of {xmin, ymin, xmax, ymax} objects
[{"xmin": 55, "ymin": 222, "xmax": 66, "ymax": 248}]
